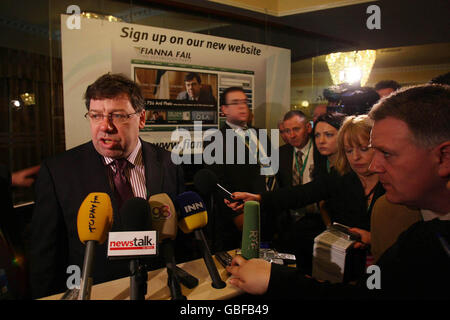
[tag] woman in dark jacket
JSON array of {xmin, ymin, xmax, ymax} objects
[
  {"xmin": 311, "ymin": 112, "xmax": 346, "ymax": 181},
  {"xmin": 228, "ymin": 115, "xmax": 384, "ymax": 272},
  {"xmin": 311, "ymin": 112, "xmax": 346, "ymax": 227}
]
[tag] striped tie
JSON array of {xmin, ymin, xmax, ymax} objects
[
  {"xmin": 113, "ymin": 158, "xmax": 134, "ymax": 209},
  {"xmin": 242, "ymin": 127, "xmax": 276, "ymax": 191},
  {"xmin": 292, "ymin": 150, "xmax": 303, "ymax": 186}
]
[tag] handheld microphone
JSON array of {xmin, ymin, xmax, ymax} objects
[
  {"xmin": 193, "ymin": 168, "xmax": 243, "ymax": 204},
  {"xmin": 241, "ymin": 201, "xmax": 260, "ymax": 260},
  {"xmin": 120, "ymin": 197, "xmax": 152, "ymax": 300},
  {"xmin": 77, "ymin": 192, "xmax": 113, "ymax": 300},
  {"xmin": 149, "ymin": 193, "xmax": 186, "ymax": 300},
  {"xmin": 176, "ymin": 191, "xmax": 226, "ymax": 289},
  {"xmin": 149, "ymin": 193, "xmax": 177, "ymax": 242}
]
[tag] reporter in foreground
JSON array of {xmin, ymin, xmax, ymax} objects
[
  {"xmin": 228, "ymin": 114, "xmax": 384, "ymax": 274},
  {"xmin": 226, "ymin": 84, "xmax": 450, "ymax": 300}
]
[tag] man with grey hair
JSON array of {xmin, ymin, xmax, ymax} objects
[
  {"xmin": 226, "ymin": 84, "xmax": 450, "ymax": 300},
  {"xmin": 275, "ymin": 110, "xmax": 322, "ymax": 266},
  {"xmin": 279, "ymin": 110, "xmax": 314, "ymax": 190}
]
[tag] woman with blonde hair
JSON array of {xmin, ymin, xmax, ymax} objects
[{"xmin": 228, "ymin": 114, "xmax": 385, "ymax": 274}]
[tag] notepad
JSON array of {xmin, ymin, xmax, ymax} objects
[{"xmin": 312, "ymin": 229, "xmax": 355, "ymax": 283}]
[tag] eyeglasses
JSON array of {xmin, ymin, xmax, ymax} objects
[
  {"xmin": 225, "ymin": 99, "xmax": 248, "ymax": 106},
  {"xmin": 84, "ymin": 111, "xmax": 140, "ymax": 123}
]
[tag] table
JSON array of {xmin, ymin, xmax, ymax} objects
[{"xmin": 41, "ymin": 250, "xmax": 243, "ymax": 300}]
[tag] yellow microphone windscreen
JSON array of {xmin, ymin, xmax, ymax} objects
[
  {"xmin": 178, "ymin": 210, "xmax": 208, "ymax": 234},
  {"xmin": 77, "ymin": 192, "xmax": 113, "ymax": 244},
  {"xmin": 176, "ymin": 191, "xmax": 208, "ymax": 233}
]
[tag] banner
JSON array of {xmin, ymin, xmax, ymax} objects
[{"xmin": 61, "ymin": 15, "xmax": 290, "ymax": 150}]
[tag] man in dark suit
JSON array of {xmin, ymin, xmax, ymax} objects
[
  {"xmin": 30, "ymin": 73, "xmax": 185, "ymax": 299},
  {"xmin": 205, "ymin": 86, "xmax": 277, "ymax": 252},
  {"xmin": 0, "ymin": 164, "xmax": 40, "ymax": 299},
  {"xmin": 0, "ymin": 165, "xmax": 15, "ymax": 249},
  {"xmin": 277, "ymin": 110, "xmax": 323, "ymax": 257},
  {"xmin": 176, "ymin": 72, "xmax": 216, "ymax": 105}
]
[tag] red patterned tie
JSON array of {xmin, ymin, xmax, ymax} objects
[{"xmin": 113, "ymin": 158, "xmax": 133, "ymax": 209}]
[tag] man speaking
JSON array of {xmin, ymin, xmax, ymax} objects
[
  {"xmin": 30, "ymin": 73, "xmax": 185, "ymax": 299},
  {"xmin": 176, "ymin": 72, "xmax": 216, "ymax": 105}
]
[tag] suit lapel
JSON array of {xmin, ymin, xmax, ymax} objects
[
  {"xmin": 281, "ymin": 144, "xmax": 294, "ymax": 186},
  {"xmin": 141, "ymin": 140, "xmax": 162, "ymax": 199},
  {"xmin": 83, "ymin": 142, "xmax": 114, "ymax": 195}
]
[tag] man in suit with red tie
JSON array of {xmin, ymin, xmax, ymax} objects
[{"xmin": 30, "ymin": 73, "xmax": 185, "ymax": 298}]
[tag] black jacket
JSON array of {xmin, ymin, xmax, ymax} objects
[
  {"xmin": 261, "ymin": 170, "xmax": 385, "ymax": 231},
  {"xmin": 267, "ymin": 219, "xmax": 450, "ymax": 300},
  {"xmin": 30, "ymin": 140, "xmax": 185, "ymax": 298},
  {"xmin": 205, "ymin": 124, "xmax": 279, "ymax": 250}
]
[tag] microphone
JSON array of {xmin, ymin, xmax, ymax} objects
[
  {"xmin": 241, "ymin": 201, "xmax": 260, "ymax": 260},
  {"xmin": 193, "ymin": 168, "xmax": 243, "ymax": 204},
  {"xmin": 176, "ymin": 191, "xmax": 226, "ymax": 289},
  {"xmin": 77, "ymin": 192, "xmax": 113, "ymax": 300},
  {"xmin": 149, "ymin": 193, "xmax": 186, "ymax": 300},
  {"xmin": 120, "ymin": 197, "xmax": 153, "ymax": 300},
  {"xmin": 149, "ymin": 193, "xmax": 177, "ymax": 242}
]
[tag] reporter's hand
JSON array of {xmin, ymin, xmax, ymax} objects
[
  {"xmin": 11, "ymin": 165, "xmax": 40, "ymax": 187},
  {"xmin": 224, "ymin": 198, "xmax": 244, "ymax": 214},
  {"xmin": 224, "ymin": 192, "xmax": 261, "ymax": 213},
  {"xmin": 231, "ymin": 192, "xmax": 261, "ymax": 202},
  {"xmin": 349, "ymin": 227, "xmax": 371, "ymax": 249},
  {"xmin": 226, "ymin": 255, "xmax": 271, "ymax": 295}
]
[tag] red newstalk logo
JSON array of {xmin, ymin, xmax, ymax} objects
[{"xmin": 109, "ymin": 236, "xmax": 154, "ymax": 250}]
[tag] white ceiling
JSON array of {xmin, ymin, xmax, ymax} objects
[{"xmin": 0, "ymin": 0, "xmax": 448, "ymax": 71}]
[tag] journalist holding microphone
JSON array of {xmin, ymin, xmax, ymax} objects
[
  {"xmin": 228, "ymin": 114, "xmax": 385, "ymax": 275},
  {"xmin": 30, "ymin": 73, "xmax": 185, "ymax": 299},
  {"xmin": 226, "ymin": 84, "xmax": 450, "ymax": 299}
]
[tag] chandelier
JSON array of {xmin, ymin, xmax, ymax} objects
[
  {"xmin": 20, "ymin": 93, "xmax": 36, "ymax": 106},
  {"xmin": 325, "ymin": 50, "xmax": 376, "ymax": 86},
  {"xmin": 81, "ymin": 12, "xmax": 123, "ymax": 22}
]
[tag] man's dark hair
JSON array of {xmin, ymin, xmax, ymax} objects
[
  {"xmin": 84, "ymin": 73, "xmax": 145, "ymax": 112},
  {"xmin": 369, "ymin": 84, "xmax": 450, "ymax": 148},
  {"xmin": 184, "ymin": 72, "xmax": 201, "ymax": 84},
  {"xmin": 220, "ymin": 86, "xmax": 246, "ymax": 106},
  {"xmin": 374, "ymin": 80, "xmax": 402, "ymax": 91},
  {"xmin": 282, "ymin": 110, "xmax": 307, "ymax": 122},
  {"xmin": 312, "ymin": 112, "xmax": 346, "ymax": 179},
  {"xmin": 314, "ymin": 112, "xmax": 346, "ymax": 131},
  {"xmin": 429, "ymin": 72, "xmax": 450, "ymax": 85}
]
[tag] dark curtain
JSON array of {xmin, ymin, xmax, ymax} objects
[{"xmin": 0, "ymin": 47, "xmax": 65, "ymax": 204}]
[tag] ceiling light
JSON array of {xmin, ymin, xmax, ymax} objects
[
  {"xmin": 326, "ymin": 50, "xmax": 376, "ymax": 86},
  {"xmin": 20, "ymin": 93, "xmax": 36, "ymax": 106},
  {"xmin": 10, "ymin": 99, "xmax": 22, "ymax": 110},
  {"xmin": 81, "ymin": 12, "xmax": 123, "ymax": 22}
]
